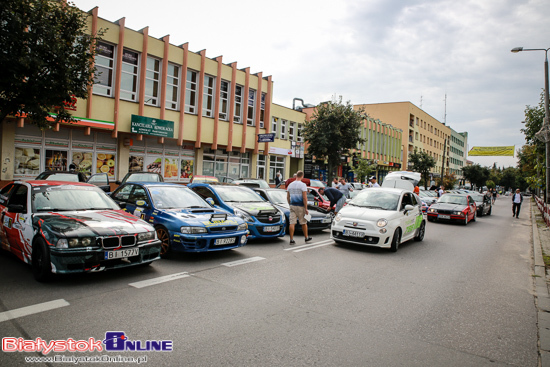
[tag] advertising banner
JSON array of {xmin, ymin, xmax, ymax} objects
[{"xmin": 468, "ymin": 146, "xmax": 515, "ymax": 156}]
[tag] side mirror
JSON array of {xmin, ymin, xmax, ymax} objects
[
  {"xmin": 404, "ymin": 204, "xmax": 414, "ymax": 212},
  {"xmin": 118, "ymin": 202, "xmax": 127, "ymax": 209},
  {"xmin": 205, "ymin": 197, "xmax": 215, "ymax": 206},
  {"xmin": 7, "ymin": 204, "xmax": 25, "ymax": 213}
]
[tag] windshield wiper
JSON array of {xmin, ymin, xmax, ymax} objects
[{"xmin": 362, "ymin": 205, "xmax": 385, "ymax": 210}]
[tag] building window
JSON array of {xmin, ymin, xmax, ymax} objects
[
  {"xmin": 259, "ymin": 93, "xmax": 266, "ymax": 128},
  {"xmin": 120, "ymin": 49, "xmax": 139, "ymax": 101},
  {"xmin": 247, "ymin": 89, "xmax": 256, "ymax": 126},
  {"xmin": 280, "ymin": 119, "xmax": 287, "ymax": 140},
  {"xmin": 165, "ymin": 63, "xmax": 180, "ymax": 110},
  {"xmin": 219, "ymin": 80, "xmax": 230, "ymax": 120},
  {"xmin": 297, "ymin": 123, "xmax": 303, "ymax": 142},
  {"xmin": 269, "ymin": 155, "xmax": 285, "ymax": 184},
  {"xmin": 257, "ymin": 154, "xmax": 266, "ymax": 180},
  {"xmin": 289, "ymin": 122, "xmax": 295, "ymax": 141},
  {"xmin": 271, "ymin": 117, "xmax": 278, "ymax": 138},
  {"xmin": 185, "ymin": 70, "xmax": 198, "ymax": 114},
  {"xmin": 94, "ymin": 42, "xmax": 115, "ymax": 97},
  {"xmin": 145, "ymin": 56, "xmax": 161, "ymax": 106},
  {"xmin": 202, "ymin": 75, "xmax": 215, "ymax": 118},
  {"xmin": 234, "ymin": 85, "xmax": 243, "ymax": 124}
]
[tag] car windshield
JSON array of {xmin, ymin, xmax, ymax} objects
[
  {"xmin": 149, "ymin": 186, "xmax": 209, "ymax": 209},
  {"xmin": 215, "ymin": 186, "xmax": 265, "ymax": 202},
  {"xmin": 349, "ymin": 190, "xmax": 400, "ymax": 210},
  {"xmin": 309, "ymin": 180, "xmax": 326, "ymax": 188},
  {"xmin": 33, "ymin": 185, "xmax": 119, "ymax": 212},
  {"xmin": 37, "ymin": 173, "xmax": 80, "ymax": 182},
  {"xmin": 126, "ymin": 173, "xmax": 161, "ymax": 182},
  {"xmin": 471, "ymin": 194, "xmax": 485, "ymax": 202},
  {"xmin": 267, "ymin": 190, "xmax": 288, "ymax": 204},
  {"xmin": 438, "ymin": 195, "xmax": 467, "ymax": 205}
]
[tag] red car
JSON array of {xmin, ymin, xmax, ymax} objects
[
  {"xmin": 427, "ymin": 193, "xmax": 477, "ymax": 225},
  {"xmin": 306, "ymin": 187, "xmax": 334, "ymax": 212}
]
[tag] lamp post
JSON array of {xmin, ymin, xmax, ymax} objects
[{"xmin": 512, "ymin": 46, "xmax": 550, "ymax": 203}]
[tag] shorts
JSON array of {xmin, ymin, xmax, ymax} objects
[
  {"xmin": 290, "ymin": 205, "xmax": 307, "ymax": 225},
  {"xmin": 335, "ymin": 196, "xmax": 346, "ymax": 213}
]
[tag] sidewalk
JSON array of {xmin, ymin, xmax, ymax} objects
[{"xmin": 531, "ymin": 199, "xmax": 550, "ymax": 366}]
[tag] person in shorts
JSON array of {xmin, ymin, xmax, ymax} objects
[{"xmin": 286, "ymin": 171, "xmax": 311, "ymax": 245}]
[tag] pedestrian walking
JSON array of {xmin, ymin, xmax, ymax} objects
[
  {"xmin": 438, "ymin": 186, "xmax": 445, "ymax": 197},
  {"xmin": 492, "ymin": 188, "xmax": 497, "ymax": 204},
  {"xmin": 318, "ymin": 186, "xmax": 346, "ymax": 216},
  {"xmin": 512, "ymin": 188, "xmax": 523, "ymax": 218},
  {"xmin": 338, "ymin": 178, "xmax": 353, "ymax": 198},
  {"xmin": 275, "ymin": 171, "xmax": 283, "ymax": 188},
  {"xmin": 286, "ymin": 170, "xmax": 311, "ymax": 245}
]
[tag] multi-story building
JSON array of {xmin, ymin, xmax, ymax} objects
[
  {"xmin": 354, "ymin": 102, "xmax": 452, "ymax": 178},
  {"xmin": 0, "ymin": 6, "xmax": 305, "ymax": 187},
  {"xmin": 449, "ymin": 129, "xmax": 468, "ymax": 180}
]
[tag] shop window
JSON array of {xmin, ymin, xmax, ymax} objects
[
  {"xmin": 203, "ymin": 75, "xmax": 215, "ymax": 118},
  {"xmin": 120, "ymin": 49, "xmax": 139, "ymax": 102},
  {"xmin": 234, "ymin": 85, "xmax": 243, "ymax": 124},
  {"xmin": 185, "ymin": 70, "xmax": 198, "ymax": 114},
  {"xmin": 257, "ymin": 154, "xmax": 266, "ymax": 180},
  {"xmin": 219, "ymin": 80, "xmax": 230, "ymax": 120},
  {"xmin": 145, "ymin": 56, "xmax": 161, "ymax": 106},
  {"xmin": 14, "ymin": 147, "xmax": 40, "ymax": 177},
  {"xmin": 269, "ymin": 155, "xmax": 285, "ymax": 184},
  {"xmin": 166, "ymin": 63, "xmax": 180, "ymax": 110},
  {"xmin": 247, "ymin": 89, "xmax": 256, "ymax": 126},
  {"xmin": 94, "ymin": 42, "xmax": 115, "ymax": 97}
]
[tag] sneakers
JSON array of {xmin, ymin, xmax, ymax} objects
[
  {"xmin": 289, "ymin": 239, "xmax": 296, "ymax": 245},
  {"xmin": 305, "ymin": 237, "xmax": 313, "ymax": 242}
]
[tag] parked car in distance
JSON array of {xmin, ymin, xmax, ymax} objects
[
  {"xmin": 427, "ymin": 194, "xmax": 477, "ymax": 225},
  {"xmin": 233, "ymin": 178, "xmax": 270, "ymax": 189},
  {"xmin": 116, "ymin": 171, "xmax": 164, "ymax": 185},
  {"xmin": 190, "ymin": 175, "xmax": 219, "ymax": 183},
  {"xmin": 110, "ymin": 183, "xmax": 249, "ymax": 256},
  {"xmin": 254, "ymin": 188, "xmax": 332, "ymax": 232},
  {"xmin": 36, "ymin": 171, "xmax": 111, "ymax": 192},
  {"xmin": 470, "ymin": 192, "xmax": 492, "ymax": 217},
  {"xmin": 188, "ymin": 183, "xmax": 285, "ymax": 240},
  {"xmin": 0, "ymin": 181, "xmax": 161, "ymax": 281}
]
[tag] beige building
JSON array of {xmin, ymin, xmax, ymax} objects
[{"xmin": 354, "ymin": 102, "xmax": 452, "ymax": 178}]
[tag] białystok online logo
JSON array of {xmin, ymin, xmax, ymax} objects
[{"xmin": 2, "ymin": 331, "xmax": 173, "ymax": 355}]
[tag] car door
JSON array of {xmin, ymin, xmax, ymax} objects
[
  {"xmin": 112, "ymin": 184, "xmax": 152, "ymax": 220},
  {"xmin": 399, "ymin": 193, "xmax": 417, "ymax": 240},
  {"xmin": 87, "ymin": 173, "xmax": 111, "ymax": 193},
  {"xmin": 0, "ymin": 184, "xmax": 33, "ymax": 260},
  {"xmin": 468, "ymin": 196, "xmax": 477, "ymax": 219}
]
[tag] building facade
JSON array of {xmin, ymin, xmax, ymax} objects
[
  {"xmin": 449, "ymin": 129, "xmax": 468, "ymax": 180},
  {"xmin": 0, "ymin": 6, "xmax": 305, "ymax": 187}
]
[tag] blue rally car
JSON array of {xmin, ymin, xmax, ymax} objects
[
  {"xmin": 188, "ymin": 183, "xmax": 286, "ymax": 240},
  {"xmin": 110, "ymin": 183, "xmax": 249, "ymax": 256}
]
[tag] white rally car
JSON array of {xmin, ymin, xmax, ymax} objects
[{"xmin": 330, "ymin": 172, "xmax": 426, "ymax": 252}]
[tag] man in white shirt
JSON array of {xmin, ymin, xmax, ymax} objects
[
  {"xmin": 512, "ymin": 188, "xmax": 523, "ymax": 218},
  {"xmin": 331, "ymin": 178, "xmax": 340, "ymax": 188},
  {"xmin": 286, "ymin": 170, "xmax": 312, "ymax": 244},
  {"xmin": 369, "ymin": 176, "xmax": 380, "ymax": 188}
]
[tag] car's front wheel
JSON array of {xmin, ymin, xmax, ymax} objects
[
  {"xmin": 32, "ymin": 238, "xmax": 52, "ymax": 282},
  {"xmin": 156, "ymin": 226, "xmax": 172, "ymax": 258},
  {"xmin": 414, "ymin": 221, "xmax": 425, "ymax": 241},
  {"xmin": 390, "ymin": 228, "xmax": 401, "ymax": 252}
]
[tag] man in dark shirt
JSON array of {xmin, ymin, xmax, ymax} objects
[{"xmin": 318, "ymin": 187, "xmax": 346, "ymax": 215}]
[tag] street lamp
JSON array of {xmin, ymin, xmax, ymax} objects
[{"xmin": 512, "ymin": 46, "xmax": 550, "ymax": 203}]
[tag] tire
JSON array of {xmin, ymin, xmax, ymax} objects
[
  {"xmin": 462, "ymin": 215, "xmax": 468, "ymax": 225},
  {"xmin": 390, "ymin": 228, "xmax": 401, "ymax": 252},
  {"xmin": 414, "ymin": 221, "xmax": 425, "ymax": 241},
  {"xmin": 487, "ymin": 207, "xmax": 492, "ymax": 216},
  {"xmin": 156, "ymin": 226, "xmax": 172, "ymax": 258},
  {"xmin": 427, "ymin": 217, "xmax": 434, "ymax": 222},
  {"xmin": 32, "ymin": 238, "xmax": 52, "ymax": 282}
]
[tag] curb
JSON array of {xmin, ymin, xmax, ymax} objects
[{"xmin": 532, "ymin": 200, "xmax": 550, "ymax": 366}]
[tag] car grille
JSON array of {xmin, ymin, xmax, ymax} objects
[
  {"xmin": 101, "ymin": 235, "xmax": 136, "ymax": 249},
  {"xmin": 435, "ymin": 209, "xmax": 454, "ymax": 215},
  {"xmin": 256, "ymin": 214, "xmax": 281, "ymax": 224},
  {"xmin": 210, "ymin": 226, "xmax": 238, "ymax": 232},
  {"xmin": 332, "ymin": 231, "xmax": 380, "ymax": 244}
]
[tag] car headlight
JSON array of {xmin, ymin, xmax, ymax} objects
[
  {"xmin": 376, "ymin": 219, "xmax": 388, "ymax": 228},
  {"xmin": 334, "ymin": 213, "xmax": 342, "ymax": 222},
  {"xmin": 234, "ymin": 208, "xmax": 254, "ymax": 223},
  {"xmin": 138, "ymin": 231, "xmax": 156, "ymax": 242},
  {"xmin": 180, "ymin": 226, "xmax": 208, "ymax": 234},
  {"xmin": 237, "ymin": 223, "xmax": 248, "ymax": 231},
  {"xmin": 278, "ymin": 209, "xmax": 286, "ymax": 223},
  {"xmin": 455, "ymin": 211, "xmax": 464, "ymax": 216},
  {"xmin": 429, "ymin": 208, "xmax": 436, "ymax": 213},
  {"xmin": 56, "ymin": 237, "xmax": 96, "ymax": 249}
]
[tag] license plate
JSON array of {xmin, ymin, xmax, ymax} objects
[
  {"xmin": 215, "ymin": 237, "xmax": 236, "ymax": 245},
  {"xmin": 343, "ymin": 229, "xmax": 363, "ymax": 237},
  {"xmin": 438, "ymin": 215, "xmax": 450, "ymax": 219},
  {"xmin": 104, "ymin": 248, "xmax": 139, "ymax": 260},
  {"xmin": 264, "ymin": 226, "xmax": 280, "ymax": 232}
]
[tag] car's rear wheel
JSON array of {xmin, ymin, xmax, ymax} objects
[
  {"xmin": 390, "ymin": 228, "xmax": 401, "ymax": 252},
  {"xmin": 32, "ymin": 238, "xmax": 52, "ymax": 282},
  {"xmin": 414, "ymin": 221, "xmax": 425, "ymax": 241},
  {"xmin": 156, "ymin": 226, "xmax": 172, "ymax": 258}
]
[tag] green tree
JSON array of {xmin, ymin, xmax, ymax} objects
[
  {"xmin": 462, "ymin": 164, "xmax": 490, "ymax": 190},
  {"xmin": 302, "ymin": 98, "xmax": 365, "ymax": 184},
  {"xmin": 351, "ymin": 158, "xmax": 377, "ymax": 184},
  {"xmin": 408, "ymin": 150, "xmax": 436, "ymax": 188},
  {"xmin": 441, "ymin": 173, "xmax": 458, "ymax": 190},
  {"xmin": 0, "ymin": 0, "xmax": 104, "ymax": 128},
  {"xmin": 486, "ymin": 180, "xmax": 496, "ymax": 189}
]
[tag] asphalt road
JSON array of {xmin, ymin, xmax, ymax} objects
[{"xmin": 0, "ymin": 197, "xmax": 538, "ymax": 366}]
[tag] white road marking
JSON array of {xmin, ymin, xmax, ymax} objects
[
  {"xmin": 0, "ymin": 299, "xmax": 70, "ymax": 323},
  {"xmin": 129, "ymin": 272, "xmax": 190, "ymax": 289},
  {"xmin": 222, "ymin": 256, "xmax": 265, "ymax": 267},
  {"xmin": 284, "ymin": 239, "xmax": 334, "ymax": 251},
  {"xmin": 291, "ymin": 239, "xmax": 334, "ymax": 253}
]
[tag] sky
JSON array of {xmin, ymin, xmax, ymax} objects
[{"xmin": 71, "ymin": 0, "xmax": 550, "ymax": 169}]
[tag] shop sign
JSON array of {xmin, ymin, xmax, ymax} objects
[
  {"xmin": 268, "ymin": 147, "xmax": 292, "ymax": 156},
  {"xmin": 165, "ymin": 150, "xmax": 179, "ymax": 157},
  {"xmin": 45, "ymin": 140, "xmax": 69, "ymax": 148},
  {"xmin": 131, "ymin": 115, "xmax": 175, "ymax": 138},
  {"xmin": 72, "ymin": 142, "xmax": 94, "ymax": 150},
  {"xmin": 257, "ymin": 133, "xmax": 275, "ymax": 143},
  {"xmin": 130, "ymin": 147, "xmax": 146, "ymax": 154},
  {"xmin": 147, "ymin": 148, "xmax": 163, "ymax": 156},
  {"xmin": 14, "ymin": 137, "xmax": 42, "ymax": 145},
  {"xmin": 97, "ymin": 145, "xmax": 116, "ymax": 152}
]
